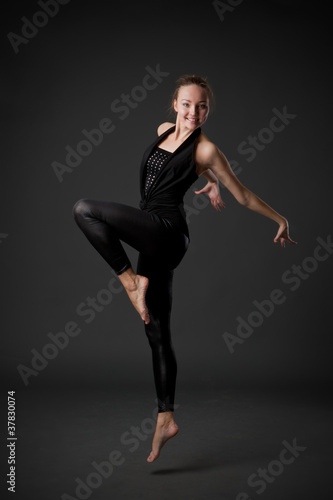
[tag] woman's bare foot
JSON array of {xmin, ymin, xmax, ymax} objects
[
  {"xmin": 147, "ymin": 412, "xmax": 179, "ymax": 463},
  {"xmin": 118, "ymin": 268, "xmax": 150, "ymax": 324}
]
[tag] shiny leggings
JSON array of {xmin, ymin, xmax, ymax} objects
[{"xmin": 72, "ymin": 198, "xmax": 189, "ymax": 412}]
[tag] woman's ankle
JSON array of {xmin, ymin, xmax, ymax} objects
[
  {"xmin": 157, "ymin": 411, "xmax": 175, "ymax": 424},
  {"xmin": 118, "ymin": 268, "xmax": 137, "ymax": 290}
]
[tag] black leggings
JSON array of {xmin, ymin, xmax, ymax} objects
[{"xmin": 72, "ymin": 199, "xmax": 190, "ymax": 412}]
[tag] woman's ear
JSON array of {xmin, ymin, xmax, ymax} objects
[{"xmin": 173, "ymin": 99, "xmax": 178, "ymax": 113}]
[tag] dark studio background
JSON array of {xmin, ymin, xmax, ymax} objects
[{"xmin": 1, "ymin": 1, "xmax": 332, "ymax": 499}]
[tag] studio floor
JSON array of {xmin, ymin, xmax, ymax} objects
[{"xmin": 7, "ymin": 386, "xmax": 332, "ymax": 500}]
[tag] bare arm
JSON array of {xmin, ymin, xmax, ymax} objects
[
  {"xmin": 200, "ymin": 168, "xmax": 219, "ymax": 184},
  {"xmin": 197, "ymin": 142, "xmax": 297, "ymax": 247}
]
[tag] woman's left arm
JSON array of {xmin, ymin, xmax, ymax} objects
[{"xmin": 199, "ymin": 143, "xmax": 297, "ymax": 248}]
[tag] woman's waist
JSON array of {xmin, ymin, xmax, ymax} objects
[
  {"xmin": 140, "ymin": 192, "xmax": 181, "ymax": 207},
  {"xmin": 139, "ymin": 201, "xmax": 189, "ymax": 237}
]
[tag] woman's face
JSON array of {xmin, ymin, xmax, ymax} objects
[{"xmin": 173, "ymin": 84, "xmax": 210, "ymax": 130}]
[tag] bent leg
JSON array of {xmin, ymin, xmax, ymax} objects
[{"xmin": 72, "ymin": 198, "xmax": 172, "ymax": 275}]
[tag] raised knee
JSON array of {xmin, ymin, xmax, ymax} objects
[{"xmin": 72, "ymin": 198, "xmax": 90, "ymax": 220}]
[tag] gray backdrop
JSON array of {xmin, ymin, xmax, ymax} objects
[{"xmin": 2, "ymin": 0, "xmax": 332, "ymax": 394}]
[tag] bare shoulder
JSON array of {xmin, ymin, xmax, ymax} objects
[
  {"xmin": 195, "ymin": 131, "xmax": 219, "ymax": 175},
  {"xmin": 157, "ymin": 122, "xmax": 175, "ymax": 136}
]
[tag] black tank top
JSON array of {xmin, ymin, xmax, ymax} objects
[{"xmin": 139, "ymin": 125, "xmax": 201, "ymax": 238}]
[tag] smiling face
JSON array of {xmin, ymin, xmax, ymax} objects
[{"xmin": 173, "ymin": 84, "xmax": 210, "ymax": 130}]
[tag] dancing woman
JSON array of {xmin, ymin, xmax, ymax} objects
[{"xmin": 72, "ymin": 75, "xmax": 296, "ymax": 463}]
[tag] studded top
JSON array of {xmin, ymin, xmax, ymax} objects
[
  {"xmin": 144, "ymin": 146, "xmax": 172, "ymax": 196},
  {"xmin": 139, "ymin": 125, "xmax": 201, "ymax": 238}
]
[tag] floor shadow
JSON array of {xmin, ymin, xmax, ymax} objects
[{"xmin": 150, "ymin": 458, "xmax": 220, "ymax": 475}]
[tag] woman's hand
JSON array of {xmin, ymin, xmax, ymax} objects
[
  {"xmin": 194, "ymin": 182, "xmax": 225, "ymax": 212},
  {"xmin": 274, "ymin": 219, "xmax": 297, "ymax": 248}
]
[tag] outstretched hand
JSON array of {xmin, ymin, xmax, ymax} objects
[
  {"xmin": 274, "ymin": 220, "xmax": 297, "ymax": 248},
  {"xmin": 194, "ymin": 182, "xmax": 225, "ymax": 212}
]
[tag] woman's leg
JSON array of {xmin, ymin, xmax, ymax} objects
[
  {"xmin": 73, "ymin": 198, "xmax": 187, "ymax": 461},
  {"xmin": 137, "ymin": 252, "xmax": 179, "ymax": 462},
  {"xmin": 137, "ymin": 253, "xmax": 176, "ymax": 412},
  {"xmin": 72, "ymin": 198, "xmax": 186, "ymax": 323},
  {"xmin": 72, "ymin": 198, "xmax": 173, "ymax": 274}
]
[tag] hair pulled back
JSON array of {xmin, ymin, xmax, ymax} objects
[{"xmin": 168, "ymin": 74, "xmax": 215, "ymax": 116}]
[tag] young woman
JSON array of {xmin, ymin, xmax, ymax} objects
[{"xmin": 72, "ymin": 75, "xmax": 296, "ymax": 463}]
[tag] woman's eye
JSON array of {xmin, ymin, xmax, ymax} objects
[{"xmin": 182, "ymin": 103, "xmax": 206, "ymax": 108}]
